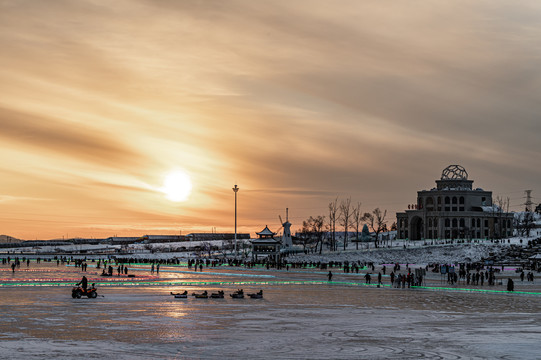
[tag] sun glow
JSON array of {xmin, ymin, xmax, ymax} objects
[{"xmin": 162, "ymin": 170, "xmax": 192, "ymax": 202}]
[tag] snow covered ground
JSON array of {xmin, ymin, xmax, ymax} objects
[
  {"xmin": 288, "ymin": 243, "xmax": 497, "ymax": 265},
  {"xmin": 3, "ymin": 232, "xmax": 541, "ymax": 268}
]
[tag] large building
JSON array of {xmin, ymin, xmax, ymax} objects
[{"xmin": 396, "ymin": 165, "xmax": 514, "ymax": 241}]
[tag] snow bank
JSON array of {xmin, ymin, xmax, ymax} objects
[{"xmin": 287, "ymin": 243, "xmax": 502, "ymax": 266}]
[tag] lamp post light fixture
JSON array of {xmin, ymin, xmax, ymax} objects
[{"xmin": 233, "ymin": 184, "xmax": 239, "ymax": 256}]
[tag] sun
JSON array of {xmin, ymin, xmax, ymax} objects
[{"xmin": 162, "ymin": 170, "xmax": 192, "ymax": 202}]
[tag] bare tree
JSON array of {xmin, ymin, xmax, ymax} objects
[
  {"xmin": 363, "ymin": 208, "xmax": 387, "ymax": 248},
  {"xmin": 297, "ymin": 226, "xmax": 311, "ymax": 252},
  {"xmin": 515, "ymin": 211, "xmax": 535, "ymax": 237},
  {"xmin": 339, "ymin": 197, "xmax": 352, "ymax": 251},
  {"xmin": 300, "ymin": 215, "xmax": 326, "ymax": 253},
  {"xmin": 495, "ymin": 196, "xmax": 510, "ymax": 239},
  {"xmin": 328, "ymin": 197, "xmax": 339, "ymax": 251},
  {"xmin": 316, "ymin": 216, "xmax": 327, "ymax": 254},
  {"xmin": 202, "ymin": 241, "xmax": 213, "ymax": 257},
  {"xmin": 351, "ymin": 202, "xmax": 362, "ymax": 250},
  {"xmin": 390, "ymin": 221, "xmax": 397, "ymax": 247}
]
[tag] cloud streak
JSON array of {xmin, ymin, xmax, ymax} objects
[
  {"xmin": 0, "ymin": 107, "xmax": 141, "ymax": 167},
  {"xmin": 1, "ymin": 0, "xmax": 540, "ymax": 238}
]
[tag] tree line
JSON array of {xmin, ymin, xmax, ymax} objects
[{"xmin": 297, "ymin": 197, "xmax": 396, "ymax": 254}]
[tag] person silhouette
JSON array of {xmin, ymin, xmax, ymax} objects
[{"xmin": 77, "ymin": 276, "xmax": 88, "ymax": 292}]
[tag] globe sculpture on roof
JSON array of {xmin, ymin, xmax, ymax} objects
[{"xmin": 441, "ymin": 165, "xmax": 468, "ymax": 180}]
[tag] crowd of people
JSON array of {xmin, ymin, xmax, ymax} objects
[{"xmin": 1, "ymin": 252, "xmax": 537, "ymax": 294}]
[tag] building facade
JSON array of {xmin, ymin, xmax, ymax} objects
[
  {"xmin": 396, "ymin": 165, "xmax": 514, "ymax": 241},
  {"xmin": 251, "ymin": 225, "xmax": 281, "ymax": 262}
]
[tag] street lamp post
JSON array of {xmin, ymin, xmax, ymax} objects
[{"xmin": 233, "ymin": 184, "xmax": 239, "ymax": 257}]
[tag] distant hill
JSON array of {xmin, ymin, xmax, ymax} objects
[{"xmin": 0, "ymin": 235, "xmax": 22, "ymax": 244}]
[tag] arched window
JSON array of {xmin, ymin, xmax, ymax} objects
[
  {"xmin": 459, "ymin": 218, "xmax": 465, "ymax": 227},
  {"xmin": 452, "ymin": 218, "xmax": 458, "ymax": 227},
  {"xmin": 471, "ymin": 218, "xmax": 475, "ymax": 227},
  {"xmin": 445, "ymin": 196, "xmax": 451, "ymax": 211},
  {"xmin": 428, "ymin": 218, "xmax": 433, "ymax": 227},
  {"xmin": 452, "ymin": 197, "xmax": 458, "ymax": 204},
  {"xmin": 459, "ymin": 196, "xmax": 465, "ymax": 204},
  {"xmin": 445, "ymin": 218, "xmax": 450, "ymax": 227},
  {"xmin": 426, "ymin": 197, "xmax": 434, "ymax": 210},
  {"xmin": 477, "ymin": 218, "xmax": 481, "ymax": 227}
]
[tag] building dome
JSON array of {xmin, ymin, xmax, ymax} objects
[{"xmin": 441, "ymin": 165, "xmax": 468, "ymax": 180}]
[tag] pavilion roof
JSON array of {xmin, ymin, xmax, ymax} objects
[{"xmin": 256, "ymin": 225, "xmax": 276, "ymax": 236}]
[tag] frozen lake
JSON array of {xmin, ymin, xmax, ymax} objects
[{"xmin": 0, "ymin": 262, "xmax": 540, "ymax": 359}]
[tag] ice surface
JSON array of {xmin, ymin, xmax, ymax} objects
[{"xmin": 0, "ymin": 262, "xmax": 540, "ymax": 359}]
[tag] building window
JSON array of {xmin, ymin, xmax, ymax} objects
[
  {"xmin": 452, "ymin": 218, "xmax": 458, "ymax": 227},
  {"xmin": 459, "ymin": 196, "xmax": 465, "ymax": 204},
  {"xmin": 452, "ymin": 197, "xmax": 458, "ymax": 204},
  {"xmin": 445, "ymin": 197, "xmax": 450, "ymax": 204},
  {"xmin": 445, "ymin": 218, "xmax": 450, "ymax": 227},
  {"xmin": 477, "ymin": 218, "xmax": 481, "ymax": 227},
  {"xmin": 459, "ymin": 218, "xmax": 465, "ymax": 227},
  {"xmin": 426, "ymin": 197, "xmax": 434, "ymax": 210},
  {"xmin": 484, "ymin": 219, "xmax": 488, "ymax": 227},
  {"xmin": 471, "ymin": 218, "xmax": 475, "ymax": 227}
]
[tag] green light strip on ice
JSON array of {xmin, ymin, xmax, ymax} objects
[
  {"xmin": 0, "ymin": 280, "xmax": 539, "ymax": 296},
  {"xmin": 410, "ymin": 285, "xmax": 538, "ymax": 295}
]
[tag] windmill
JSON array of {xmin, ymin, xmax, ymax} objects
[{"xmin": 279, "ymin": 208, "xmax": 292, "ymax": 248}]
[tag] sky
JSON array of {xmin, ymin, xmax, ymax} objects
[{"xmin": 1, "ymin": 0, "xmax": 540, "ymax": 240}]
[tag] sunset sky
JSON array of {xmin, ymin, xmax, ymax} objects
[{"xmin": 1, "ymin": 0, "xmax": 540, "ymax": 240}]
